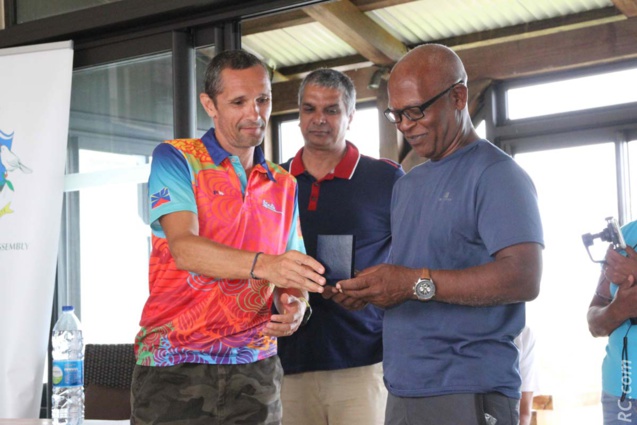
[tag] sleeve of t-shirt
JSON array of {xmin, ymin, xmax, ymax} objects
[
  {"xmin": 476, "ymin": 159, "xmax": 544, "ymax": 256},
  {"xmin": 148, "ymin": 142, "xmax": 197, "ymax": 237},
  {"xmin": 621, "ymin": 221, "xmax": 637, "ymax": 250}
]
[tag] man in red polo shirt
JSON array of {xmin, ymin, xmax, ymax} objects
[{"xmin": 279, "ymin": 69, "xmax": 403, "ymax": 425}]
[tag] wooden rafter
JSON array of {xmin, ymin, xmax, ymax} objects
[
  {"xmin": 274, "ymin": 16, "xmax": 637, "ymax": 110},
  {"xmin": 303, "ymin": 0, "xmax": 407, "ymax": 65},
  {"xmin": 612, "ymin": 0, "xmax": 637, "ymax": 17},
  {"xmin": 459, "ymin": 17, "xmax": 637, "ymax": 81},
  {"xmin": 242, "ymin": 0, "xmax": 413, "ymax": 35},
  {"xmin": 275, "ymin": 7, "xmax": 621, "ymax": 78}
]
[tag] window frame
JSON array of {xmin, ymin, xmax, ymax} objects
[
  {"xmin": 490, "ymin": 62, "xmax": 637, "ymax": 224},
  {"xmin": 487, "ymin": 64, "xmax": 637, "ymax": 420}
]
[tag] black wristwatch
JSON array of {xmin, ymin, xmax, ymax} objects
[
  {"xmin": 413, "ymin": 268, "xmax": 436, "ymax": 301},
  {"xmin": 299, "ymin": 296, "xmax": 312, "ymax": 326}
]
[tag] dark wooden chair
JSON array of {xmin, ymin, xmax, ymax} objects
[{"xmin": 84, "ymin": 343, "xmax": 136, "ymax": 420}]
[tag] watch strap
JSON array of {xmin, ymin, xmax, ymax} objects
[
  {"xmin": 413, "ymin": 268, "xmax": 435, "ymax": 301},
  {"xmin": 420, "ymin": 268, "xmax": 431, "ymax": 281}
]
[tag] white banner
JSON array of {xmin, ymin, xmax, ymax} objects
[{"xmin": 0, "ymin": 41, "xmax": 74, "ymax": 418}]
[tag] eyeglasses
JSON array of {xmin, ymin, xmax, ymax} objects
[{"xmin": 384, "ymin": 81, "xmax": 464, "ymax": 124}]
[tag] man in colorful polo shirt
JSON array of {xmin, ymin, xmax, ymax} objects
[{"xmin": 131, "ymin": 50, "xmax": 326, "ymax": 425}]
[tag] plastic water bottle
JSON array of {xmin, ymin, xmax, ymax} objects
[{"xmin": 51, "ymin": 306, "xmax": 84, "ymax": 425}]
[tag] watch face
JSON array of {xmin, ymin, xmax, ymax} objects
[{"xmin": 415, "ymin": 279, "xmax": 435, "ymax": 300}]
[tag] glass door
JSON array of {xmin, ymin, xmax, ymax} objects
[
  {"xmin": 515, "ymin": 142, "xmax": 618, "ymax": 424},
  {"xmin": 61, "ymin": 52, "xmax": 173, "ymax": 344}
]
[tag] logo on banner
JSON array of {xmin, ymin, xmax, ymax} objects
[{"xmin": 0, "ymin": 130, "xmax": 33, "ymax": 219}]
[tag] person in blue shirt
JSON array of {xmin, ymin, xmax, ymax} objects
[
  {"xmin": 337, "ymin": 43, "xmax": 544, "ymax": 425},
  {"xmin": 279, "ymin": 68, "xmax": 404, "ymax": 425},
  {"xmin": 588, "ymin": 221, "xmax": 637, "ymax": 425}
]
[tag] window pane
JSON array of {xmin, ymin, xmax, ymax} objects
[
  {"xmin": 279, "ymin": 119, "xmax": 302, "ymax": 162},
  {"xmin": 71, "ymin": 53, "xmax": 174, "ymax": 144},
  {"xmin": 476, "ymin": 120, "xmax": 486, "ymax": 139},
  {"xmin": 515, "ymin": 143, "xmax": 617, "ymax": 423},
  {"xmin": 196, "ymin": 46, "xmax": 216, "ymax": 136},
  {"xmin": 348, "ymin": 108, "xmax": 380, "ymax": 158},
  {"xmin": 78, "ymin": 151, "xmax": 150, "ymax": 345},
  {"xmin": 16, "ymin": 0, "xmax": 123, "ymax": 23},
  {"xmin": 507, "ymin": 67, "xmax": 637, "ymax": 120},
  {"xmin": 65, "ymin": 52, "xmax": 172, "ymax": 344},
  {"xmin": 279, "ymin": 106, "xmax": 380, "ymax": 162}
]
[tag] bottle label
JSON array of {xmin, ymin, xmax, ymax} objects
[{"xmin": 52, "ymin": 360, "xmax": 84, "ymax": 387}]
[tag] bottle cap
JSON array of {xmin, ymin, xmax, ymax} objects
[{"xmin": 62, "ymin": 305, "xmax": 74, "ymax": 312}]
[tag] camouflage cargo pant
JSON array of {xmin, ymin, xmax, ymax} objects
[{"xmin": 131, "ymin": 356, "xmax": 283, "ymax": 425}]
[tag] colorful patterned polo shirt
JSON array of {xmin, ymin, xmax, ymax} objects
[{"xmin": 136, "ymin": 128, "xmax": 305, "ymax": 367}]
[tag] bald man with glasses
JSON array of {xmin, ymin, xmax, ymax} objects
[{"xmin": 338, "ymin": 44, "xmax": 544, "ymax": 425}]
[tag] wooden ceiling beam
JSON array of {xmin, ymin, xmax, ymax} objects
[
  {"xmin": 612, "ymin": 0, "xmax": 637, "ymax": 17},
  {"xmin": 353, "ymin": 0, "xmax": 414, "ymax": 10},
  {"xmin": 276, "ymin": 54, "xmax": 371, "ymax": 79},
  {"xmin": 274, "ymin": 7, "xmax": 621, "ymax": 79},
  {"xmin": 242, "ymin": 0, "xmax": 412, "ymax": 35},
  {"xmin": 273, "ymin": 16, "xmax": 637, "ymax": 113},
  {"xmin": 243, "ymin": 9, "xmax": 310, "ymax": 34},
  {"xmin": 460, "ymin": 17, "xmax": 637, "ymax": 81},
  {"xmin": 440, "ymin": 7, "xmax": 622, "ymax": 50},
  {"xmin": 303, "ymin": 0, "xmax": 407, "ymax": 65}
]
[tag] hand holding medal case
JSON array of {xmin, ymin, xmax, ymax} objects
[{"xmin": 316, "ymin": 234, "xmax": 355, "ymax": 286}]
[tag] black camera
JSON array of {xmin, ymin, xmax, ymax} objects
[
  {"xmin": 582, "ymin": 217, "xmax": 626, "ymax": 263},
  {"xmin": 583, "ymin": 218, "xmax": 637, "ymax": 325}
]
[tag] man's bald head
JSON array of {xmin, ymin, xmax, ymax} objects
[
  {"xmin": 386, "ymin": 44, "xmax": 478, "ymax": 160},
  {"xmin": 391, "ymin": 44, "xmax": 467, "ymax": 90}
]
